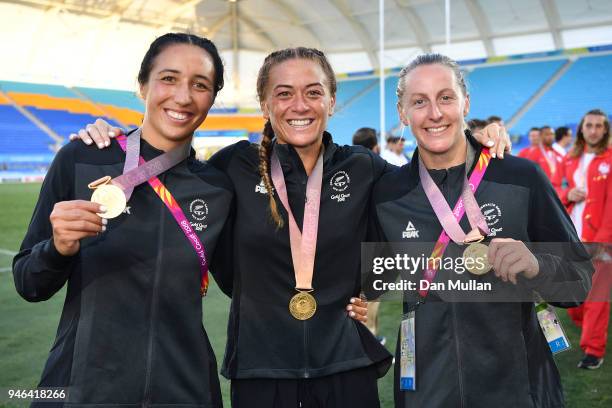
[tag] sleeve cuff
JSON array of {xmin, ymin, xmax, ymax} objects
[
  {"xmin": 37, "ymin": 239, "xmax": 76, "ymax": 269},
  {"xmin": 522, "ymin": 254, "xmax": 554, "ymax": 289}
]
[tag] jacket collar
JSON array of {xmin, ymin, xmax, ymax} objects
[
  {"xmin": 407, "ymin": 129, "xmax": 482, "ymax": 182},
  {"xmin": 271, "ymin": 131, "xmax": 337, "ymax": 174},
  {"xmin": 124, "ymin": 128, "xmax": 196, "ymax": 162}
]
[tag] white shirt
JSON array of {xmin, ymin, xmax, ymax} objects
[
  {"xmin": 380, "ymin": 148, "xmax": 409, "ymax": 167},
  {"xmin": 552, "ymin": 142, "xmax": 567, "ymax": 157},
  {"xmin": 570, "ymin": 152, "xmax": 596, "ymax": 239}
]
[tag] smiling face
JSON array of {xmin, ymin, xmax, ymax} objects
[
  {"xmin": 397, "ymin": 63, "xmax": 469, "ymax": 163},
  {"xmin": 140, "ymin": 43, "xmax": 216, "ymax": 150},
  {"xmin": 260, "ymin": 58, "xmax": 335, "ymax": 149}
]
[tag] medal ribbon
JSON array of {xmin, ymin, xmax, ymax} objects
[
  {"xmin": 111, "ymin": 129, "xmax": 191, "ymax": 200},
  {"xmin": 115, "ymin": 133, "xmax": 210, "ymax": 296},
  {"xmin": 418, "ymin": 148, "xmax": 492, "ymax": 298},
  {"xmin": 270, "ymin": 146, "xmax": 324, "ymax": 290}
]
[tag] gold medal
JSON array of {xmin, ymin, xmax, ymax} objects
[
  {"xmin": 463, "ymin": 242, "xmax": 492, "ymax": 275},
  {"xmin": 91, "ymin": 183, "xmax": 126, "ymax": 219},
  {"xmin": 289, "ymin": 291, "xmax": 317, "ymax": 320}
]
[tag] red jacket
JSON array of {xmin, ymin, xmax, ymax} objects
[
  {"xmin": 517, "ymin": 146, "xmax": 536, "ymax": 159},
  {"xmin": 557, "ymin": 147, "xmax": 612, "ymax": 242},
  {"xmin": 528, "ymin": 144, "xmax": 564, "ymax": 182}
]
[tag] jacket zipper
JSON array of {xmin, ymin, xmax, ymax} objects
[
  {"xmin": 303, "ymin": 320, "xmax": 309, "ymax": 379},
  {"xmin": 141, "ymin": 199, "xmax": 166, "ymax": 407},
  {"xmin": 451, "ymin": 303, "xmax": 465, "ymax": 407}
]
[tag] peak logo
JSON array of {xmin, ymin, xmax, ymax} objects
[
  {"xmin": 402, "ymin": 221, "xmax": 419, "ymax": 239},
  {"xmin": 256, "ymin": 179, "xmax": 270, "ymax": 194}
]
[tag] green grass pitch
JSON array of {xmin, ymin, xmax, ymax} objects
[{"xmin": 0, "ymin": 183, "xmax": 610, "ymax": 407}]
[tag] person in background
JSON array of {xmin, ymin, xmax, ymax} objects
[
  {"xmin": 527, "ymin": 125, "xmax": 564, "ymax": 189},
  {"xmin": 557, "ymin": 109, "xmax": 612, "ymax": 370},
  {"xmin": 467, "ymin": 118, "xmax": 487, "ymax": 134},
  {"xmin": 380, "ymin": 135, "xmax": 409, "ymax": 166},
  {"xmin": 553, "ymin": 126, "xmax": 572, "ymax": 157},
  {"xmin": 518, "ymin": 127, "xmax": 541, "ymax": 159},
  {"xmin": 352, "ymin": 127, "xmax": 380, "ymax": 154},
  {"xmin": 487, "ymin": 115, "xmax": 504, "ymax": 127}
]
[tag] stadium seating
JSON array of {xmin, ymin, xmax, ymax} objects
[
  {"xmin": 328, "ymin": 76, "xmax": 401, "ymax": 145},
  {"xmin": 512, "ymin": 54, "xmax": 612, "ymax": 135},
  {"xmin": 0, "ymin": 105, "xmax": 53, "ymax": 157},
  {"xmin": 26, "ymin": 107, "xmax": 120, "ymax": 139},
  {"xmin": 75, "ymin": 87, "xmax": 144, "ymax": 112},
  {"xmin": 466, "ymin": 59, "xmax": 568, "ymax": 123},
  {"xmin": 1, "ymin": 52, "xmax": 611, "ymax": 167}
]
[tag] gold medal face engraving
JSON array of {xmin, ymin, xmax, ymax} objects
[
  {"xmin": 463, "ymin": 242, "xmax": 492, "ymax": 275},
  {"xmin": 91, "ymin": 184, "xmax": 126, "ymax": 219},
  {"xmin": 289, "ymin": 291, "xmax": 317, "ymax": 320}
]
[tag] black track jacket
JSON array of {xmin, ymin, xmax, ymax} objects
[
  {"xmin": 13, "ymin": 132, "xmax": 233, "ymax": 407},
  {"xmin": 371, "ymin": 133, "xmax": 592, "ymax": 408},
  {"xmin": 209, "ymin": 132, "xmax": 393, "ymax": 380}
]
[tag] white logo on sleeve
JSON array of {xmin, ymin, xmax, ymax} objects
[
  {"xmin": 330, "ymin": 170, "xmax": 351, "ymax": 202},
  {"xmin": 402, "ymin": 221, "xmax": 420, "ymax": 239}
]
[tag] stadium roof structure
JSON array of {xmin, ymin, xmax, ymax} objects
[{"xmin": 1, "ymin": 0, "xmax": 612, "ymax": 106}]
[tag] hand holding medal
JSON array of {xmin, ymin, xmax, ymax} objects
[
  {"xmin": 88, "ymin": 128, "xmax": 190, "ymax": 219},
  {"xmin": 488, "ymin": 238, "xmax": 540, "ymax": 284},
  {"xmin": 50, "ymin": 200, "xmax": 107, "ymax": 256}
]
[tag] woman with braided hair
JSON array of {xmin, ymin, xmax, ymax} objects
[{"xmin": 72, "ymin": 46, "xmax": 510, "ymax": 407}]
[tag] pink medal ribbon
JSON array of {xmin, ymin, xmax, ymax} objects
[
  {"xmin": 418, "ymin": 148, "xmax": 492, "ymax": 298},
  {"xmin": 111, "ymin": 129, "xmax": 191, "ymax": 201},
  {"xmin": 270, "ymin": 146, "xmax": 324, "ymax": 291},
  {"xmin": 115, "ymin": 132, "xmax": 210, "ymax": 296}
]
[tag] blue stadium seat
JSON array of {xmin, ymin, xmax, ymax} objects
[
  {"xmin": 0, "ymin": 105, "xmax": 54, "ymax": 156},
  {"xmin": 0, "ymin": 80, "xmax": 76, "ymax": 98},
  {"xmin": 467, "ymin": 59, "xmax": 567, "ymax": 123},
  {"xmin": 75, "ymin": 87, "xmax": 144, "ymax": 112},
  {"xmin": 329, "ymin": 76, "xmax": 401, "ymax": 146},
  {"xmin": 512, "ymin": 54, "xmax": 612, "ymax": 135},
  {"xmin": 25, "ymin": 107, "xmax": 121, "ymax": 139}
]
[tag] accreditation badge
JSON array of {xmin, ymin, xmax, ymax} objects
[
  {"xmin": 535, "ymin": 302, "xmax": 571, "ymax": 354},
  {"xmin": 399, "ymin": 310, "xmax": 416, "ymax": 391}
]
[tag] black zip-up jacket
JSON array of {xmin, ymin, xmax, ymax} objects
[
  {"xmin": 209, "ymin": 132, "xmax": 393, "ymax": 380},
  {"xmin": 13, "ymin": 131, "xmax": 233, "ymax": 407},
  {"xmin": 371, "ymin": 134, "xmax": 592, "ymax": 408}
]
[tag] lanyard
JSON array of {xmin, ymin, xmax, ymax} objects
[{"xmin": 116, "ymin": 134, "xmax": 210, "ymax": 296}]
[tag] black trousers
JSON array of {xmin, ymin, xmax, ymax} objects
[{"xmin": 230, "ymin": 365, "xmax": 381, "ymax": 408}]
